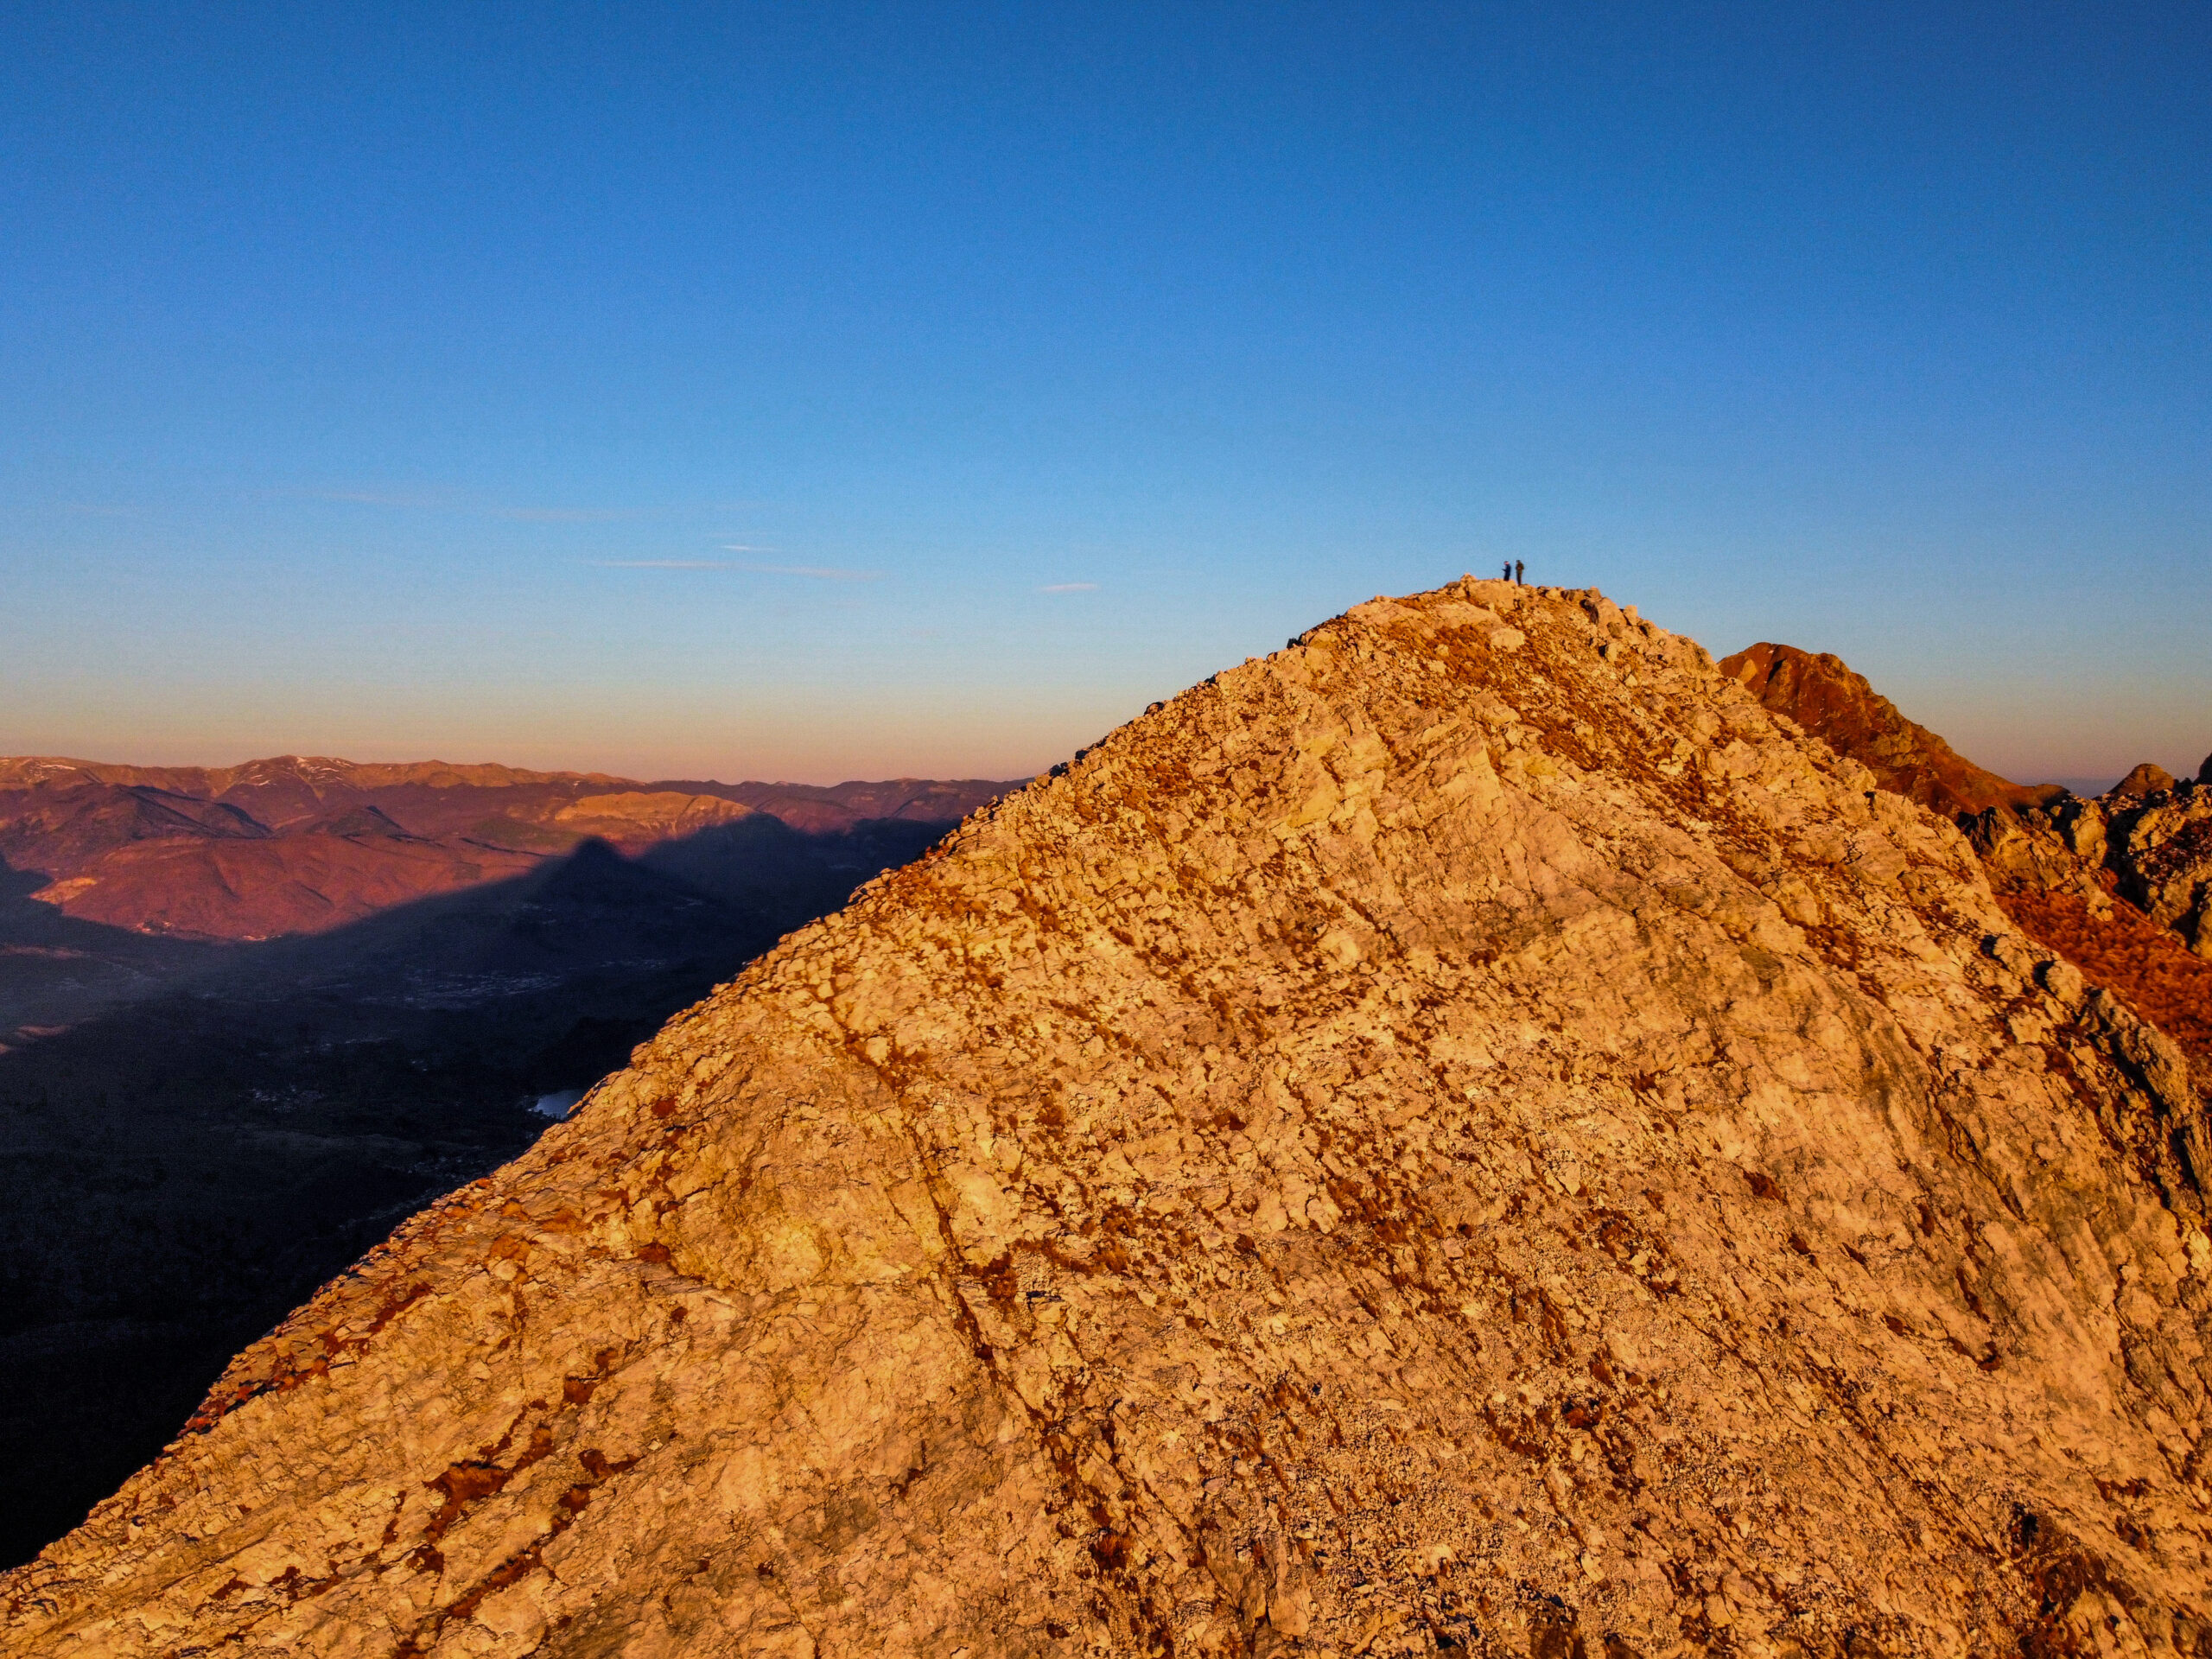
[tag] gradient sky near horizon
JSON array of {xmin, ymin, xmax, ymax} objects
[{"xmin": 3, "ymin": 3, "xmax": 2205, "ymax": 788}]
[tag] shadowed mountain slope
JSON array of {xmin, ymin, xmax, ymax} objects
[{"xmin": 7, "ymin": 582, "xmax": 2209, "ymax": 1657}]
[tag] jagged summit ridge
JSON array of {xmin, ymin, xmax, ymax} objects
[{"xmin": 7, "ymin": 581, "xmax": 2209, "ymax": 1657}]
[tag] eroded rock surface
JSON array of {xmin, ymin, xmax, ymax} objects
[
  {"xmin": 1967, "ymin": 782, "xmax": 2212, "ymax": 962},
  {"xmin": 2115, "ymin": 766, "xmax": 2181, "ymax": 803},
  {"xmin": 2108, "ymin": 788, "xmax": 2212, "ymax": 960},
  {"xmin": 7, "ymin": 583, "xmax": 2211, "ymax": 1658},
  {"xmin": 1713, "ymin": 637, "xmax": 2211, "ymax": 984}
]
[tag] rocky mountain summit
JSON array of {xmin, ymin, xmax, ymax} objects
[{"xmin": 8, "ymin": 582, "xmax": 2210, "ymax": 1657}]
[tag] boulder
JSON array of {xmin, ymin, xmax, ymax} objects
[{"xmin": 2114, "ymin": 761, "xmax": 2179, "ymax": 799}]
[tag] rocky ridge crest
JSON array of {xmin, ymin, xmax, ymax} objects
[
  {"xmin": 6, "ymin": 582, "xmax": 2210, "ymax": 1657},
  {"xmin": 1715, "ymin": 642, "xmax": 2056, "ymax": 819},
  {"xmin": 1714, "ymin": 642, "xmax": 2212, "ymax": 1060}
]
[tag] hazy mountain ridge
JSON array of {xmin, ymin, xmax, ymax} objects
[
  {"xmin": 0, "ymin": 758, "xmax": 1019, "ymax": 944},
  {"xmin": 0, "ymin": 754, "xmax": 635, "ymax": 800},
  {"xmin": 12, "ymin": 582, "xmax": 2205, "ymax": 1656}
]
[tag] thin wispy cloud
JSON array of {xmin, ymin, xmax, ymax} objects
[
  {"xmin": 1039, "ymin": 582, "xmax": 1099, "ymax": 593},
  {"xmin": 308, "ymin": 491, "xmax": 632, "ymax": 522},
  {"xmin": 742, "ymin": 563, "xmax": 881, "ymax": 582},
  {"xmin": 313, "ymin": 489, "xmax": 448, "ymax": 509},
  {"xmin": 585, "ymin": 557, "xmax": 881, "ymax": 582}
]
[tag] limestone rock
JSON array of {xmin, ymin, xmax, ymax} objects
[
  {"xmin": 1962, "ymin": 799, "xmax": 2112, "ymax": 914},
  {"xmin": 1727, "ymin": 639, "xmax": 2209, "ymax": 972},
  {"xmin": 1965, "ymin": 781, "xmax": 2212, "ymax": 966},
  {"xmin": 2107, "ymin": 785, "xmax": 2212, "ymax": 959},
  {"xmin": 7, "ymin": 582, "xmax": 2211, "ymax": 1658}
]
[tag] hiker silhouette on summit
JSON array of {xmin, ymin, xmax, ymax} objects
[
  {"xmin": 1502, "ymin": 560, "xmax": 1511, "ymax": 582},
  {"xmin": 1515, "ymin": 559, "xmax": 1524, "ymax": 584}
]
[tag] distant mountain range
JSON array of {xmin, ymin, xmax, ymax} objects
[{"xmin": 0, "ymin": 755, "xmax": 1014, "ymax": 942}]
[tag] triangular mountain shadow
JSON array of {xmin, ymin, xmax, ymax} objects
[{"xmin": 0, "ymin": 813, "xmax": 970, "ymax": 1570}]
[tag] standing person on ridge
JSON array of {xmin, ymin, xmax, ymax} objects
[
  {"xmin": 1515, "ymin": 559, "xmax": 1524, "ymax": 584},
  {"xmin": 1502, "ymin": 560, "xmax": 1512, "ymax": 582}
]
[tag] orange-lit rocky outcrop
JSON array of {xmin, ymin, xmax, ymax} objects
[{"xmin": 7, "ymin": 584, "xmax": 2207, "ymax": 1656}]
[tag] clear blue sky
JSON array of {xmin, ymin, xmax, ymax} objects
[{"xmin": 3, "ymin": 3, "xmax": 2205, "ymax": 786}]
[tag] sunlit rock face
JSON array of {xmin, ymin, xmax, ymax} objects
[{"xmin": 7, "ymin": 581, "xmax": 2209, "ymax": 1658}]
